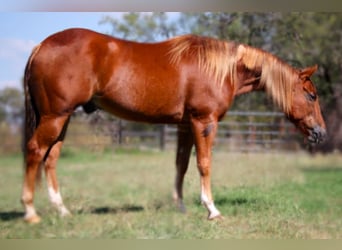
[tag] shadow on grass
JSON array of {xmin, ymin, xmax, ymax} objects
[
  {"xmin": 0, "ymin": 211, "xmax": 24, "ymax": 221},
  {"xmin": 301, "ymin": 167, "xmax": 342, "ymax": 173},
  {"xmin": 192, "ymin": 195, "xmax": 262, "ymax": 208},
  {"xmin": 214, "ymin": 197, "xmax": 259, "ymax": 206},
  {"xmin": 89, "ymin": 205, "xmax": 144, "ymax": 215}
]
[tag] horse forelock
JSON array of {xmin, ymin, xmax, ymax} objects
[
  {"xmin": 238, "ymin": 44, "xmax": 298, "ymax": 114},
  {"xmin": 168, "ymin": 35, "xmax": 238, "ymax": 87}
]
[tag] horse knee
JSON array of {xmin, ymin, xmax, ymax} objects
[
  {"xmin": 197, "ymin": 158, "xmax": 211, "ymax": 176},
  {"xmin": 26, "ymin": 140, "xmax": 43, "ymax": 164}
]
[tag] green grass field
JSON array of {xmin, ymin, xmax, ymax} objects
[{"xmin": 0, "ymin": 149, "xmax": 341, "ymax": 239}]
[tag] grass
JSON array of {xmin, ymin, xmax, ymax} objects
[{"xmin": 0, "ymin": 148, "xmax": 341, "ymax": 238}]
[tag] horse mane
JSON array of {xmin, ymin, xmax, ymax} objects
[
  {"xmin": 167, "ymin": 35, "xmax": 238, "ymax": 87},
  {"xmin": 237, "ymin": 44, "xmax": 298, "ymax": 114},
  {"xmin": 168, "ymin": 35, "xmax": 298, "ymax": 114}
]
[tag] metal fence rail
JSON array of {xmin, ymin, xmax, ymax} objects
[{"xmin": 0, "ymin": 111, "xmax": 301, "ymax": 154}]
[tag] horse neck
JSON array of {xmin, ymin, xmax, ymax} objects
[
  {"xmin": 233, "ymin": 46, "xmax": 297, "ymax": 114},
  {"xmin": 234, "ymin": 66, "xmax": 263, "ymax": 96}
]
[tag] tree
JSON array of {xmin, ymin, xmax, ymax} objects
[
  {"xmin": 100, "ymin": 12, "xmax": 178, "ymax": 42},
  {"xmin": 0, "ymin": 87, "xmax": 24, "ymax": 125}
]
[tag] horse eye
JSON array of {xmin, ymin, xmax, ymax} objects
[{"xmin": 306, "ymin": 92, "xmax": 317, "ymax": 102}]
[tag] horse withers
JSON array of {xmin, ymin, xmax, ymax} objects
[{"xmin": 22, "ymin": 28, "xmax": 326, "ymax": 223}]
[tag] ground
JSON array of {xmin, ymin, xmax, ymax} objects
[{"xmin": 0, "ymin": 149, "xmax": 341, "ymax": 239}]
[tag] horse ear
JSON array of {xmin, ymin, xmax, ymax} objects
[{"xmin": 299, "ymin": 65, "xmax": 318, "ymax": 79}]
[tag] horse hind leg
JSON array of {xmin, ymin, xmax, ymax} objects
[
  {"xmin": 44, "ymin": 118, "xmax": 71, "ymax": 217},
  {"xmin": 173, "ymin": 124, "xmax": 193, "ymax": 213},
  {"xmin": 21, "ymin": 115, "xmax": 70, "ymax": 223}
]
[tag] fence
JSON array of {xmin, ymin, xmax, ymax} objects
[
  {"xmin": 216, "ymin": 111, "xmax": 300, "ymax": 152},
  {"xmin": 0, "ymin": 110, "xmax": 302, "ymax": 155},
  {"xmin": 63, "ymin": 110, "xmax": 301, "ymax": 153}
]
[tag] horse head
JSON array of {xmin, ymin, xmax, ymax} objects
[{"xmin": 287, "ymin": 65, "xmax": 327, "ymax": 144}]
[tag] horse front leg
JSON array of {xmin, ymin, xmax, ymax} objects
[
  {"xmin": 191, "ymin": 117, "xmax": 221, "ymax": 220},
  {"xmin": 173, "ymin": 124, "xmax": 194, "ymax": 213}
]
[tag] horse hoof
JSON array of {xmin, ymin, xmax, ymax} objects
[
  {"xmin": 60, "ymin": 208, "xmax": 72, "ymax": 217},
  {"xmin": 24, "ymin": 214, "xmax": 41, "ymax": 224},
  {"xmin": 208, "ymin": 213, "xmax": 224, "ymax": 221},
  {"xmin": 61, "ymin": 212, "xmax": 72, "ymax": 217},
  {"xmin": 178, "ymin": 203, "xmax": 187, "ymax": 214}
]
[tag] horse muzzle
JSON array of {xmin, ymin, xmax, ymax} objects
[{"xmin": 307, "ymin": 126, "xmax": 327, "ymax": 144}]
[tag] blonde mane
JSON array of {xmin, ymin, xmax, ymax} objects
[
  {"xmin": 168, "ymin": 35, "xmax": 238, "ymax": 87},
  {"xmin": 167, "ymin": 35, "xmax": 298, "ymax": 114}
]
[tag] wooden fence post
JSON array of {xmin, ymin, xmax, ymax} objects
[
  {"xmin": 118, "ymin": 119, "xmax": 123, "ymax": 145},
  {"xmin": 159, "ymin": 125, "xmax": 166, "ymax": 151}
]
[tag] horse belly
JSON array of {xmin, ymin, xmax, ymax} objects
[{"xmin": 93, "ymin": 94, "xmax": 185, "ymax": 124}]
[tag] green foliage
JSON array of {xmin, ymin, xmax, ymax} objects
[{"xmin": 100, "ymin": 12, "xmax": 178, "ymax": 42}]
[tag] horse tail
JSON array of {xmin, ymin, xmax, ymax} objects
[{"xmin": 22, "ymin": 44, "xmax": 42, "ymax": 183}]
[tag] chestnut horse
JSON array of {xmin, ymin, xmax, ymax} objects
[{"xmin": 22, "ymin": 28, "xmax": 326, "ymax": 223}]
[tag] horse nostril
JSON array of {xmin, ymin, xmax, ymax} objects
[
  {"xmin": 314, "ymin": 128, "xmax": 320, "ymax": 137},
  {"xmin": 313, "ymin": 126, "xmax": 327, "ymax": 143}
]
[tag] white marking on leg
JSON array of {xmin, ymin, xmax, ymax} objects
[
  {"xmin": 48, "ymin": 187, "xmax": 70, "ymax": 217},
  {"xmin": 21, "ymin": 187, "xmax": 41, "ymax": 223},
  {"xmin": 24, "ymin": 204, "xmax": 38, "ymax": 220},
  {"xmin": 201, "ymin": 187, "xmax": 221, "ymax": 219}
]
